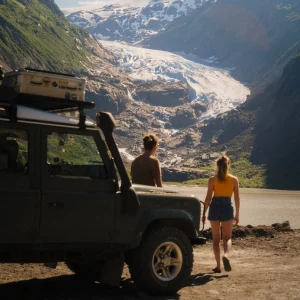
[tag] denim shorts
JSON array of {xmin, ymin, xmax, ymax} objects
[{"xmin": 208, "ymin": 197, "xmax": 234, "ymax": 222}]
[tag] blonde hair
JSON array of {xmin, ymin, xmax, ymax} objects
[
  {"xmin": 217, "ymin": 155, "xmax": 230, "ymax": 182},
  {"xmin": 143, "ymin": 134, "xmax": 158, "ymax": 151}
]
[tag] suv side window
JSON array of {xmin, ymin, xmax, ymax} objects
[
  {"xmin": 46, "ymin": 132, "xmax": 107, "ymax": 179},
  {"xmin": 0, "ymin": 128, "xmax": 28, "ymax": 174}
]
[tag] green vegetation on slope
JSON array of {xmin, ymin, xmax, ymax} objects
[
  {"xmin": 181, "ymin": 153, "xmax": 266, "ymax": 188},
  {"xmin": 0, "ymin": 0, "xmax": 90, "ymax": 72}
]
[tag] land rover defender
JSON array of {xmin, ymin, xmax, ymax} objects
[{"xmin": 0, "ymin": 70, "xmax": 205, "ymax": 295}]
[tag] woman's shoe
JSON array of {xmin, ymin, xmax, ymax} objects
[
  {"xmin": 212, "ymin": 267, "xmax": 222, "ymax": 273},
  {"xmin": 222, "ymin": 256, "xmax": 232, "ymax": 272}
]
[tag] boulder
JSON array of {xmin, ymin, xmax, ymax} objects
[{"xmin": 135, "ymin": 80, "xmax": 189, "ymax": 107}]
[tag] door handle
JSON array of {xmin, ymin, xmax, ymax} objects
[{"xmin": 48, "ymin": 202, "xmax": 64, "ymax": 208}]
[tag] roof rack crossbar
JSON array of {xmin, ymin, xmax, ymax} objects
[{"xmin": 24, "ymin": 68, "xmax": 76, "ymax": 78}]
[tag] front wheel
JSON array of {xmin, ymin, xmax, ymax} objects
[{"xmin": 128, "ymin": 227, "xmax": 193, "ymax": 295}]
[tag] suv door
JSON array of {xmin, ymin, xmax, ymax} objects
[
  {"xmin": 0, "ymin": 122, "xmax": 40, "ymax": 245},
  {"xmin": 40, "ymin": 126, "xmax": 119, "ymax": 246}
]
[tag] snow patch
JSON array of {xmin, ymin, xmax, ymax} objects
[{"xmin": 66, "ymin": 0, "xmax": 216, "ymax": 43}]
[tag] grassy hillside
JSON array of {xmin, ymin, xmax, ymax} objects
[{"xmin": 0, "ymin": 0, "xmax": 90, "ymax": 72}]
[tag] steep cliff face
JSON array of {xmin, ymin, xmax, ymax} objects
[
  {"xmin": 196, "ymin": 50, "xmax": 300, "ymax": 190},
  {"xmin": 145, "ymin": 0, "xmax": 300, "ymax": 83},
  {"xmin": 251, "ymin": 51, "xmax": 300, "ymax": 189}
]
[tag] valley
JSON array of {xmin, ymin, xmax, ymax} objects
[
  {"xmin": 64, "ymin": 1, "xmax": 259, "ymax": 186},
  {"xmin": 1, "ymin": 0, "xmax": 299, "ymax": 189}
]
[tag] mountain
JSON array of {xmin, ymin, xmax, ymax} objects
[
  {"xmin": 0, "ymin": 0, "xmax": 138, "ymax": 115},
  {"xmin": 66, "ymin": 0, "xmax": 214, "ymax": 43},
  {"xmin": 145, "ymin": 0, "xmax": 300, "ymax": 83},
  {"xmin": 0, "ymin": 0, "xmax": 219, "ymax": 176},
  {"xmin": 196, "ymin": 50, "xmax": 300, "ymax": 190}
]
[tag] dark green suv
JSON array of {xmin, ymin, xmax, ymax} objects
[{"xmin": 0, "ymin": 86, "xmax": 205, "ymax": 295}]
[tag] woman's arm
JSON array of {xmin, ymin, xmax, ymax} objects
[
  {"xmin": 202, "ymin": 177, "xmax": 214, "ymax": 224},
  {"xmin": 153, "ymin": 160, "xmax": 163, "ymax": 187},
  {"xmin": 233, "ymin": 177, "xmax": 240, "ymax": 225}
]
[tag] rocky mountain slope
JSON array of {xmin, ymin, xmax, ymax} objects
[
  {"xmin": 145, "ymin": 0, "xmax": 300, "ymax": 83},
  {"xmin": 66, "ymin": 0, "xmax": 214, "ymax": 43}
]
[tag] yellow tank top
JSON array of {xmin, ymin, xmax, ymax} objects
[{"xmin": 213, "ymin": 175, "xmax": 234, "ymax": 197}]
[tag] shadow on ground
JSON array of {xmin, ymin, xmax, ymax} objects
[
  {"xmin": 188, "ymin": 272, "xmax": 228, "ymax": 286},
  {"xmin": 0, "ymin": 272, "xmax": 228, "ymax": 299}
]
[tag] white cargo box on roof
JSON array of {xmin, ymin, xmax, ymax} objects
[{"xmin": 2, "ymin": 68, "xmax": 86, "ymax": 102}]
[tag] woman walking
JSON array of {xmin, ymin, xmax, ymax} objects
[
  {"xmin": 202, "ymin": 155, "xmax": 240, "ymax": 273},
  {"xmin": 131, "ymin": 133, "xmax": 162, "ymax": 187}
]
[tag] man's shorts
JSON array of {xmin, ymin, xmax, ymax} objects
[{"xmin": 208, "ymin": 196, "xmax": 234, "ymax": 222}]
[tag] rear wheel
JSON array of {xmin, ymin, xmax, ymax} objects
[
  {"xmin": 65, "ymin": 261, "xmax": 104, "ymax": 281},
  {"xmin": 128, "ymin": 227, "xmax": 193, "ymax": 295}
]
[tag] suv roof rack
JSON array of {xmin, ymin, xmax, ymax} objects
[{"xmin": 0, "ymin": 86, "xmax": 95, "ymax": 129}]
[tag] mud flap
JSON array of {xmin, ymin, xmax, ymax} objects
[
  {"xmin": 44, "ymin": 262, "xmax": 58, "ymax": 269},
  {"xmin": 190, "ymin": 237, "xmax": 207, "ymax": 245},
  {"xmin": 100, "ymin": 252, "xmax": 124, "ymax": 287}
]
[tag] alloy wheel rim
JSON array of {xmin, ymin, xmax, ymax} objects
[{"xmin": 151, "ymin": 241, "xmax": 183, "ymax": 282}]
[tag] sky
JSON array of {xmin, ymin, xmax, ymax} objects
[{"xmin": 55, "ymin": 0, "xmax": 149, "ymax": 8}]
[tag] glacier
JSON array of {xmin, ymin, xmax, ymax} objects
[{"xmin": 101, "ymin": 40, "xmax": 250, "ymax": 120}]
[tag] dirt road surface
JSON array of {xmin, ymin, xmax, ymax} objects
[{"xmin": 0, "ymin": 230, "xmax": 299, "ymax": 300}]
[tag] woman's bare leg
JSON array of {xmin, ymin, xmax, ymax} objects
[
  {"xmin": 210, "ymin": 221, "xmax": 221, "ymax": 270},
  {"xmin": 221, "ymin": 220, "xmax": 233, "ymax": 257}
]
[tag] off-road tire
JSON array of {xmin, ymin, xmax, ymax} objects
[
  {"xmin": 128, "ymin": 227, "xmax": 193, "ymax": 295},
  {"xmin": 65, "ymin": 261, "xmax": 104, "ymax": 281}
]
